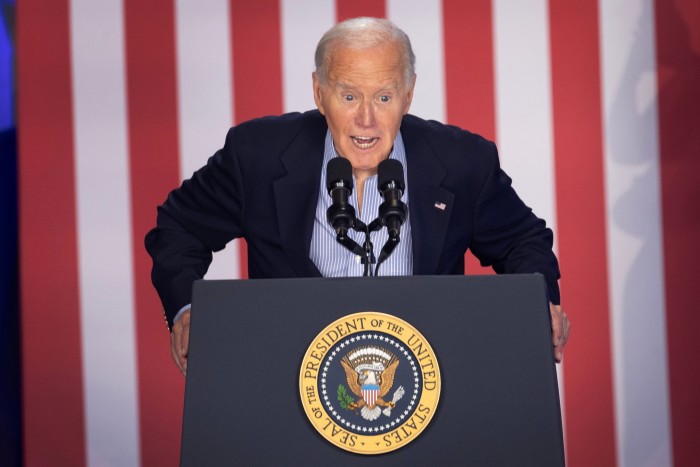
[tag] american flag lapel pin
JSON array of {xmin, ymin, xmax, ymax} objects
[{"xmin": 434, "ymin": 202, "xmax": 447, "ymax": 211}]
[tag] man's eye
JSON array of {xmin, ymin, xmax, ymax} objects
[
  {"xmin": 344, "ymin": 95, "xmax": 354, "ymax": 102},
  {"xmin": 380, "ymin": 95, "xmax": 391, "ymax": 103}
]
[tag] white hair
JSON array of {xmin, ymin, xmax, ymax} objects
[{"xmin": 314, "ymin": 17, "xmax": 416, "ymax": 89}]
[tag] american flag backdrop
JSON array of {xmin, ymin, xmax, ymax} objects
[{"xmin": 17, "ymin": 0, "xmax": 699, "ymax": 466}]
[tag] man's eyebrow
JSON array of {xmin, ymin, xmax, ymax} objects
[
  {"xmin": 334, "ymin": 81, "xmax": 399, "ymax": 93},
  {"xmin": 335, "ymin": 81, "xmax": 355, "ymax": 90}
]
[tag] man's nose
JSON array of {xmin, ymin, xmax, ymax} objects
[{"xmin": 356, "ymin": 101, "xmax": 376, "ymax": 127}]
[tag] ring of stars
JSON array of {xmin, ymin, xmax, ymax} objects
[{"xmin": 319, "ymin": 332, "xmax": 422, "ymax": 434}]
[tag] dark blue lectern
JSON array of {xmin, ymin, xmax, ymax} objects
[{"xmin": 180, "ymin": 275, "xmax": 564, "ymax": 466}]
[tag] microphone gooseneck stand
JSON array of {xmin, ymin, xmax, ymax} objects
[
  {"xmin": 332, "ymin": 208, "xmax": 403, "ymax": 278},
  {"xmin": 326, "ymin": 157, "xmax": 407, "ymax": 277},
  {"xmin": 334, "ymin": 217, "xmax": 377, "ymax": 277},
  {"xmin": 373, "ymin": 159, "xmax": 408, "ymax": 276},
  {"xmin": 326, "ymin": 157, "xmax": 376, "ymax": 276}
]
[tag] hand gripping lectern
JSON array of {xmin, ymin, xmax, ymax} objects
[{"xmin": 179, "ymin": 274, "xmax": 565, "ymax": 466}]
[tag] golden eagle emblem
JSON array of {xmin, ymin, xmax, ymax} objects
[{"xmin": 339, "ymin": 345, "xmax": 405, "ymax": 421}]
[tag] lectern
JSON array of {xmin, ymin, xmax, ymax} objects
[{"xmin": 180, "ymin": 275, "xmax": 564, "ymax": 466}]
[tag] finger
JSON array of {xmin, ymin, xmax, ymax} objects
[
  {"xmin": 549, "ymin": 303, "xmax": 566, "ymax": 363},
  {"xmin": 554, "ymin": 341, "xmax": 564, "ymax": 364},
  {"xmin": 549, "ymin": 304, "xmax": 563, "ymax": 345},
  {"xmin": 170, "ymin": 332, "xmax": 178, "ymax": 366},
  {"xmin": 560, "ymin": 311, "xmax": 571, "ymax": 344},
  {"xmin": 170, "ymin": 329, "xmax": 185, "ymax": 376},
  {"xmin": 171, "ymin": 317, "xmax": 189, "ymax": 376},
  {"xmin": 180, "ymin": 320, "xmax": 190, "ymax": 375}
]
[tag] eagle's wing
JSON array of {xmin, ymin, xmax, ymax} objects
[
  {"xmin": 379, "ymin": 359, "xmax": 399, "ymax": 397},
  {"xmin": 341, "ymin": 359, "xmax": 362, "ymax": 397}
]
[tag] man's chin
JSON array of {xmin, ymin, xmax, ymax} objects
[
  {"xmin": 346, "ymin": 158, "xmax": 387, "ymax": 176},
  {"xmin": 348, "ymin": 148, "xmax": 391, "ymax": 162}
]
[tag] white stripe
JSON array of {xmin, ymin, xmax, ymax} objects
[
  {"xmin": 387, "ymin": 0, "xmax": 446, "ymax": 122},
  {"xmin": 280, "ymin": 0, "xmax": 335, "ymax": 113},
  {"xmin": 600, "ymin": 1, "xmax": 672, "ymax": 466},
  {"xmin": 492, "ymin": 0, "xmax": 557, "ymax": 233},
  {"xmin": 70, "ymin": 0, "xmax": 140, "ymax": 465},
  {"xmin": 491, "ymin": 0, "xmax": 565, "ymax": 436},
  {"xmin": 175, "ymin": 0, "xmax": 240, "ymax": 280}
]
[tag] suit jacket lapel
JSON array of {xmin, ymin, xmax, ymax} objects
[
  {"xmin": 401, "ymin": 118, "xmax": 455, "ymax": 275},
  {"xmin": 272, "ymin": 112, "xmax": 326, "ymax": 277}
]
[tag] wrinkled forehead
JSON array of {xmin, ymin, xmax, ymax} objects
[
  {"xmin": 324, "ymin": 44, "xmax": 407, "ymax": 86},
  {"xmin": 326, "ymin": 41, "xmax": 404, "ymax": 72}
]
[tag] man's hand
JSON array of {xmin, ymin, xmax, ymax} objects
[
  {"xmin": 170, "ymin": 310, "xmax": 191, "ymax": 376},
  {"xmin": 550, "ymin": 303, "xmax": 570, "ymax": 363}
]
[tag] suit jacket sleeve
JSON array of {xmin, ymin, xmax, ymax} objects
[
  {"xmin": 469, "ymin": 142, "xmax": 561, "ymax": 304},
  {"xmin": 145, "ymin": 127, "xmax": 245, "ymax": 328},
  {"xmin": 406, "ymin": 116, "xmax": 561, "ymax": 303}
]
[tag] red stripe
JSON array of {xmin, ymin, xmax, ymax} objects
[
  {"xmin": 336, "ymin": 0, "xmax": 386, "ymax": 21},
  {"xmin": 442, "ymin": 0, "xmax": 496, "ymax": 275},
  {"xmin": 230, "ymin": 1, "xmax": 283, "ymax": 121},
  {"xmin": 443, "ymin": 0, "xmax": 496, "ymax": 141},
  {"xmin": 17, "ymin": 1, "xmax": 87, "ymax": 465},
  {"xmin": 549, "ymin": 2, "xmax": 617, "ymax": 465},
  {"xmin": 230, "ymin": 0, "xmax": 284, "ymax": 278},
  {"xmin": 654, "ymin": 1, "xmax": 700, "ymax": 464},
  {"xmin": 123, "ymin": 2, "xmax": 183, "ymax": 465}
]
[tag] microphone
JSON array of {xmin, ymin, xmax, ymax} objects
[
  {"xmin": 326, "ymin": 157, "xmax": 356, "ymax": 236},
  {"xmin": 377, "ymin": 159, "xmax": 408, "ymax": 239}
]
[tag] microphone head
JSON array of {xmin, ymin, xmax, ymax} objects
[
  {"xmin": 326, "ymin": 157, "xmax": 354, "ymax": 193},
  {"xmin": 378, "ymin": 159, "xmax": 405, "ymax": 192}
]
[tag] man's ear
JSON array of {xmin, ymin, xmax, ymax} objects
[{"xmin": 312, "ymin": 72, "xmax": 325, "ymax": 115}]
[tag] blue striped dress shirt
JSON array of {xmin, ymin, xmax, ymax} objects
[{"xmin": 310, "ymin": 130, "xmax": 413, "ymax": 277}]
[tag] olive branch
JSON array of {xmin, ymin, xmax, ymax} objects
[{"xmin": 337, "ymin": 384, "xmax": 355, "ymax": 410}]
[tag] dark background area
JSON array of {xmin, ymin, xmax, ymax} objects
[{"xmin": 1, "ymin": 1, "xmax": 21, "ymax": 466}]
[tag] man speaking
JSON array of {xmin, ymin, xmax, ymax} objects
[{"xmin": 145, "ymin": 17, "xmax": 570, "ymax": 376}]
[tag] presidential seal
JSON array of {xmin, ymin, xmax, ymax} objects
[{"xmin": 299, "ymin": 312, "xmax": 441, "ymax": 455}]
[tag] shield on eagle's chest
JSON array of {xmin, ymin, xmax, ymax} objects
[{"xmin": 362, "ymin": 384, "xmax": 379, "ymax": 407}]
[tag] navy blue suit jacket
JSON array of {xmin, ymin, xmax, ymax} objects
[{"xmin": 146, "ymin": 110, "xmax": 560, "ymax": 328}]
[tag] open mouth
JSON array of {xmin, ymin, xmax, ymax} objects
[{"xmin": 351, "ymin": 136, "xmax": 379, "ymax": 149}]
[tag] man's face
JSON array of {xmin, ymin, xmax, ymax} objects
[{"xmin": 313, "ymin": 41, "xmax": 415, "ymax": 177}]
